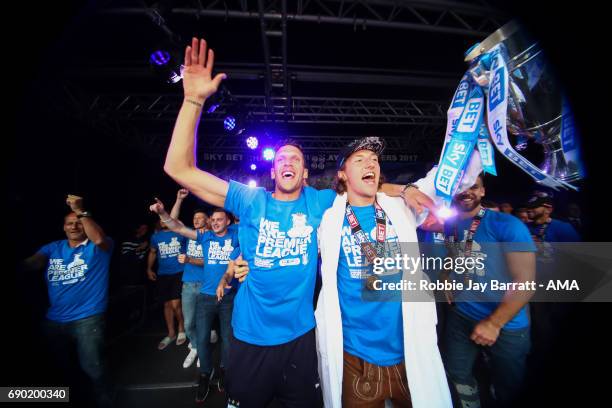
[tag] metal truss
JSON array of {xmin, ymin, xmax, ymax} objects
[
  {"xmin": 194, "ymin": 131, "xmax": 442, "ymax": 155},
  {"xmin": 82, "ymin": 93, "xmax": 448, "ymax": 125},
  {"xmin": 257, "ymin": 0, "xmax": 291, "ymax": 120},
  {"xmin": 103, "ymin": 0, "xmax": 506, "ymax": 37},
  {"xmin": 45, "ymin": 82, "xmax": 445, "ymax": 157}
]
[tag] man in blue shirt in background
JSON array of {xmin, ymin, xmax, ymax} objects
[
  {"xmin": 442, "ymin": 175, "xmax": 536, "ymax": 408},
  {"xmin": 150, "ymin": 200, "xmax": 239, "ymax": 402},
  {"xmin": 526, "ymin": 192, "xmax": 580, "ymax": 243},
  {"xmin": 164, "ymin": 188, "xmax": 213, "ymax": 368},
  {"xmin": 23, "ymin": 195, "xmax": 113, "ymax": 408},
  {"xmin": 148, "ymin": 210, "xmax": 187, "ymax": 351}
]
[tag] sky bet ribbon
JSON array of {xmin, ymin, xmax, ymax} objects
[
  {"xmin": 434, "ymin": 80, "xmax": 486, "ymax": 202},
  {"xmin": 477, "ymin": 123, "xmax": 497, "ymax": 176}
]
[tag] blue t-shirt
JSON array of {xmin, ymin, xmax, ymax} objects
[
  {"xmin": 528, "ymin": 219, "xmax": 580, "ymax": 242},
  {"xmin": 224, "ymin": 180, "xmax": 336, "ymax": 345},
  {"xmin": 444, "ymin": 210, "xmax": 536, "ymax": 330},
  {"xmin": 338, "ymin": 205, "xmax": 404, "ymax": 366},
  {"xmin": 150, "ymin": 230, "xmax": 185, "ymax": 275},
  {"xmin": 39, "ymin": 239, "xmax": 113, "ymax": 322},
  {"xmin": 183, "ymin": 236, "xmax": 204, "ymax": 282},
  {"xmin": 197, "ymin": 228, "xmax": 240, "ymax": 296}
]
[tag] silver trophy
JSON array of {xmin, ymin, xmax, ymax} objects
[{"xmin": 465, "ymin": 20, "xmax": 584, "ymax": 190}]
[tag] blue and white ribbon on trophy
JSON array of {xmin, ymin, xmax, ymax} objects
[
  {"xmin": 434, "ymin": 41, "xmax": 577, "ymax": 201},
  {"xmin": 435, "ymin": 58, "xmax": 496, "ymax": 202}
]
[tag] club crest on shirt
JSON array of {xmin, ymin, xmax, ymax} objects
[{"xmin": 288, "ymin": 213, "xmax": 313, "ymax": 238}]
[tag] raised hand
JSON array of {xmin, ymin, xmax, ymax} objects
[
  {"xmin": 182, "ymin": 38, "xmax": 227, "ymax": 102},
  {"xmin": 149, "ymin": 198, "xmax": 166, "ymax": 215},
  {"xmin": 177, "ymin": 188, "xmax": 189, "ymax": 200},
  {"xmin": 66, "ymin": 194, "xmax": 84, "ymax": 212},
  {"xmin": 401, "ymin": 186, "xmax": 435, "ymax": 216}
]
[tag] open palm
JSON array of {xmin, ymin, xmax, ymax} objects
[{"xmin": 182, "ymin": 38, "xmax": 226, "ymax": 102}]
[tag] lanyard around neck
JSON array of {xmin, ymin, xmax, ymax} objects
[{"xmin": 345, "ymin": 200, "xmax": 386, "ymax": 264}]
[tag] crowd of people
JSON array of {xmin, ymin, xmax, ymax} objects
[{"xmin": 20, "ymin": 36, "xmax": 583, "ymax": 408}]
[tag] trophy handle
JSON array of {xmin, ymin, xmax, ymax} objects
[{"xmin": 464, "ymin": 20, "xmax": 521, "ymax": 62}]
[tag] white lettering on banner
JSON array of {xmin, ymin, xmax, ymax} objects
[
  {"xmin": 255, "ymin": 214, "xmax": 313, "ymax": 266},
  {"xmin": 453, "ymin": 81, "xmax": 470, "ymax": 106},
  {"xmin": 493, "ymin": 119, "xmax": 503, "ymax": 144},
  {"xmin": 436, "ymin": 164, "xmax": 459, "ymax": 196},
  {"xmin": 457, "ymin": 99, "xmax": 483, "ymax": 133},
  {"xmin": 447, "ymin": 143, "xmax": 467, "ymax": 166},
  {"xmin": 489, "ymin": 70, "xmax": 505, "ymax": 109}
]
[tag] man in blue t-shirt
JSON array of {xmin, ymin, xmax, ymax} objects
[
  {"xmin": 162, "ymin": 36, "xmax": 437, "ymax": 407},
  {"xmin": 148, "ymin": 212, "xmax": 186, "ymax": 351},
  {"xmin": 161, "ymin": 188, "xmax": 213, "ymax": 368},
  {"xmin": 150, "ymin": 200, "xmax": 239, "ymax": 402},
  {"xmin": 22, "ymin": 195, "xmax": 113, "ymax": 408},
  {"xmin": 442, "ymin": 175, "xmax": 536, "ymax": 407},
  {"xmin": 327, "ymin": 137, "xmax": 413, "ymax": 406}
]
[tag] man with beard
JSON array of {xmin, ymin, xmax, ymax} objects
[
  {"xmin": 442, "ymin": 175, "xmax": 536, "ymax": 408},
  {"xmin": 162, "ymin": 37, "xmax": 434, "ymax": 407},
  {"xmin": 22, "ymin": 195, "xmax": 113, "ymax": 407}
]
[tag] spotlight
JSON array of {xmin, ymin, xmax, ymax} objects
[
  {"xmin": 246, "ymin": 136, "xmax": 259, "ymax": 150},
  {"xmin": 248, "ymin": 180, "xmax": 257, "ymax": 188},
  {"xmin": 150, "ymin": 50, "xmax": 171, "ymax": 66},
  {"xmin": 263, "ymin": 148, "xmax": 275, "ymax": 161},
  {"xmin": 436, "ymin": 206, "xmax": 456, "ymax": 220},
  {"xmin": 224, "ymin": 116, "xmax": 236, "ymax": 131},
  {"xmin": 207, "ymin": 103, "xmax": 220, "ymax": 114},
  {"xmin": 149, "ymin": 48, "xmax": 183, "ymax": 84},
  {"xmin": 250, "ymin": 164, "xmax": 257, "ymax": 170}
]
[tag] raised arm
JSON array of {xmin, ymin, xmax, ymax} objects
[
  {"xmin": 149, "ymin": 198, "xmax": 197, "ymax": 241},
  {"xmin": 164, "ymin": 38, "xmax": 229, "ymax": 207},
  {"xmin": 170, "ymin": 188, "xmax": 189, "ymax": 219},
  {"xmin": 66, "ymin": 195, "xmax": 112, "ymax": 251}
]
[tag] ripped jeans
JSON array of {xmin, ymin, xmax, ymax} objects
[{"xmin": 443, "ymin": 307, "xmax": 530, "ymax": 408}]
